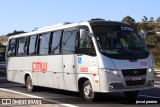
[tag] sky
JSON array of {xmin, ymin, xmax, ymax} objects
[{"xmin": 0, "ymin": 0, "xmax": 160, "ymax": 35}]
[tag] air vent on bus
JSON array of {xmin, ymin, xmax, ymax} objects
[{"xmin": 87, "ymin": 18, "xmax": 106, "ymax": 21}]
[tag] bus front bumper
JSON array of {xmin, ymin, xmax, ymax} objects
[{"xmin": 108, "ymin": 80, "xmax": 154, "ymax": 92}]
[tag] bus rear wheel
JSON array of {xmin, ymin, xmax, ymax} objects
[
  {"xmin": 26, "ymin": 76, "xmax": 33, "ymax": 92},
  {"xmin": 81, "ymin": 80, "xmax": 95, "ymax": 101}
]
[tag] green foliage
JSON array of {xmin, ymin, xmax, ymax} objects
[
  {"xmin": 121, "ymin": 16, "xmax": 159, "ymax": 33},
  {"xmin": 150, "ymin": 47, "xmax": 160, "ymax": 68},
  {"xmin": 145, "ymin": 33, "xmax": 160, "ymax": 68},
  {"xmin": 156, "ymin": 17, "xmax": 160, "ymax": 22},
  {"xmin": 150, "ymin": 17, "xmax": 154, "ymax": 22},
  {"xmin": 146, "ymin": 34, "xmax": 160, "ymax": 48},
  {"xmin": 134, "ymin": 22, "xmax": 142, "ymax": 32},
  {"xmin": 121, "ymin": 16, "xmax": 156, "ymax": 32},
  {"xmin": 142, "ymin": 16, "xmax": 148, "ymax": 22},
  {"xmin": 5, "ymin": 30, "xmax": 26, "ymax": 37},
  {"xmin": 122, "ymin": 16, "xmax": 136, "ymax": 27}
]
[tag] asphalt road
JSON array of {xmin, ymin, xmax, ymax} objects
[{"xmin": 0, "ymin": 74, "xmax": 160, "ymax": 107}]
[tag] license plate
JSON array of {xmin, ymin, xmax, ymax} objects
[{"xmin": 132, "ymin": 76, "xmax": 141, "ymax": 81}]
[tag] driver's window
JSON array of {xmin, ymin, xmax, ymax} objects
[
  {"xmin": 80, "ymin": 34, "xmax": 93, "ymax": 48},
  {"xmin": 78, "ymin": 27, "xmax": 96, "ymax": 56}
]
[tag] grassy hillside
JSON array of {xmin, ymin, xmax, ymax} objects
[{"xmin": 145, "ymin": 33, "xmax": 160, "ymax": 68}]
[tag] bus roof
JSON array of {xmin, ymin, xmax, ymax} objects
[{"xmin": 8, "ymin": 19, "xmax": 129, "ymax": 39}]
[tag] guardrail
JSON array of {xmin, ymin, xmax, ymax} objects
[
  {"xmin": 154, "ymin": 70, "xmax": 160, "ymax": 78},
  {"xmin": 154, "ymin": 70, "xmax": 160, "ymax": 85}
]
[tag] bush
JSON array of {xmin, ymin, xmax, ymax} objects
[{"xmin": 145, "ymin": 34, "xmax": 160, "ymax": 68}]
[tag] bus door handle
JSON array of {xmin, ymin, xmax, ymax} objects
[{"xmin": 64, "ymin": 65, "xmax": 65, "ymax": 68}]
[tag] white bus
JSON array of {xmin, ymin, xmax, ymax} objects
[{"xmin": 6, "ymin": 19, "xmax": 154, "ymax": 101}]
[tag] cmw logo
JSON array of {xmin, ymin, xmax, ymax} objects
[{"xmin": 32, "ymin": 62, "xmax": 48, "ymax": 72}]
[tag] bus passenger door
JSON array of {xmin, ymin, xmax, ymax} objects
[
  {"xmin": 75, "ymin": 28, "xmax": 100, "ymax": 92},
  {"xmin": 50, "ymin": 30, "xmax": 64, "ymax": 89},
  {"xmin": 62, "ymin": 29, "xmax": 78, "ymax": 91}
]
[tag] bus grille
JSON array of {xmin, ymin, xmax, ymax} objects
[
  {"xmin": 122, "ymin": 69, "xmax": 147, "ymax": 76},
  {"xmin": 125, "ymin": 80, "xmax": 146, "ymax": 86},
  {"xmin": 122, "ymin": 69, "xmax": 147, "ymax": 86}
]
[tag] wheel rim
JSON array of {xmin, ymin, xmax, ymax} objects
[
  {"xmin": 84, "ymin": 84, "xmax": 92, "ymax": 97},
  {"xmin": 27, "ymin": 79, "xmax": 32, "ymax": 89}
]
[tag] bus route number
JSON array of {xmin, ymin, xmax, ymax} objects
[{"xmin": 80, "ymin": 67, "xmax": 88, "ymax": 72}]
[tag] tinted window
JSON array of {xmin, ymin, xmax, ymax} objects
[
  {"xmin": 0, "ymin": 52, "xmax": 5, "ymax": 62},
  {"xmin": 39, "ymin": 33, "xmax": 50, "ymax": 55},
  {"xmin": 63, "ymin": 30, "xmax": 77, "ymax": 54},
  {"xmin": 78, "ymin": 33, "xmax": 96, "ymax": 56},
  {"xmin": 51, "ymin": 31, "xmax": 62, "ymax": 54},
  {"xmin": 93, "ymin": 25, "xmax": 149, "ymax": 59},
  {"xmin": 8, "ymin": 38, "xmax": 17, "ymax": 56},
  {"xmin": 17, "ymin": 37, "xmax": 26, "ymax": 56},
  {"xmin": 28, "ymin": 35, "xmax": 37, "ymax": 55}
]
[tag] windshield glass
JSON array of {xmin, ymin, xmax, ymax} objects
[{"xmin": 92, "ymin": 25, "xmax": 149, "ymax": 59}]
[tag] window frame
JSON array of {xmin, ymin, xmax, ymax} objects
[
  {"xmin": 28, "ymin": 35, "xmax": 38, "ymax": 55},
  {"xmin": 38, "ymin": 32, "xmax": 51, "ymax": 55},
  {"xmin": 7, "ymin": 38, "xmax": 17, "ymax": 57},
  {"xmin": 76, "ymin": 26, "xmax": 96, "ymax": 56},
  {"xmin": 17, "ymin": 37, "xmax": 27, "ymax": 56},
  {"xmin": 62, "ymin": 27, "xmax": 78, "ymax": 55},
  {"xmin": 50, "ymin": 30, "xmax": 63, "ymax": 55}
]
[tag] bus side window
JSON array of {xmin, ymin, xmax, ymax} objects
[
  {"xmin": 78, "ymin": 34, "xmax": 96, "ymax": 56},
  {"xmin": 17, "ymin": 37, "xmax": 26, "ymax": 56},
  {"xmin": 50, "ymin": 30, "xmax": 62, "ymax": 54},
  {"xmin": 39, "ymin": 33, "xmax": 50, "ymax": 55},
  {"xmin": 28, "ymin": 35, "xmax": 37, "ymax": 55},
  {"xmin": 62, "ymin": 30, "xmax": 77, "ymax": 54},
  {"xmin": 8, "ymin": 38, "xmax": 17, "ymax": 56}
]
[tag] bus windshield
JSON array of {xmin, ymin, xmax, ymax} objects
[{"xmin": 92, "ymin": 25, "xmax": 149, "ymax": 59}]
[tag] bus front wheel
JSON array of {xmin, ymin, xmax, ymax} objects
[
  {"xmin": 81, "ymin": 80, "xmax": 95, "ymax": 101},
  {"xmin": 26, "ymin": 76, "xmax": 33, "ymax": 92}
]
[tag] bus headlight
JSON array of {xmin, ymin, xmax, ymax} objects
[
  {"xmin": 148, "ymin": 68, "xmax": 153, "ymax": 73},
  {"xmin": 101, "ymin": 68, "xmax": 119, "ymax": 76}
]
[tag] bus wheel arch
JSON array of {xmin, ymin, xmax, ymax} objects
[
  {"xmin": 78, "ymin": 78, "xmax": 95, "ymax": 101},
  {"xmin": 25, "ymin": 74, "xmax": 33, "ymax": 92}
]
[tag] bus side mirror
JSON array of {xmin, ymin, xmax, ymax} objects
[{"xmin": 80, "ymin": 29, "xmax": 86, "ymax": 40}]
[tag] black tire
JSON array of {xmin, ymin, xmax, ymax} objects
[
  {"xmin": 26, "ymin": 76, "xmax": 33, "ymax": 92},
  {"xmin": 124, "ymin": 90, "xmax": 139, "ymax": 100},
  {"xmin": 81, "ymin": 80, "xmax": 95, "ymax": 101}
]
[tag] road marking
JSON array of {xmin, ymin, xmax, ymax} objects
[
  {"xmin": 0, "ymin": 88, "xmax": 79, "ymax": 107},
  {"xmin": 139, "ymin": 94, "xmax": 160, "ymax": 99}
]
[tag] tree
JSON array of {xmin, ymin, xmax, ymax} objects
[
  {"xmin": 6, "ymin": 30, "xmax": 26, "ymax": 37},
  {"xmin": 147, "ymin": 22, "xmax": 156, "ymax": 31},
  {"xmin": 142, "ymin": 16, "xmax": 148, "ymax": 22},
  {"xmin": 150, "ymin": 17, "xmax": 155, "ymax": 22},
  {"xmin": 145, "ymin": 33, "xmax": 160, "ymax": 68},
  {"xmin": 122, "ymin": 16, "xmax": 136, "ymax": 27},
  {"xmin": 134, "ymin": 22, "xmax": 141, "ymax": 31},
  {"xmin": 140, "ymin": 16, "xmax": 156, "ymax": 31},
  {"xmin": 156, "ymin": 17, "xmax": 160, "ymax": 23}
]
